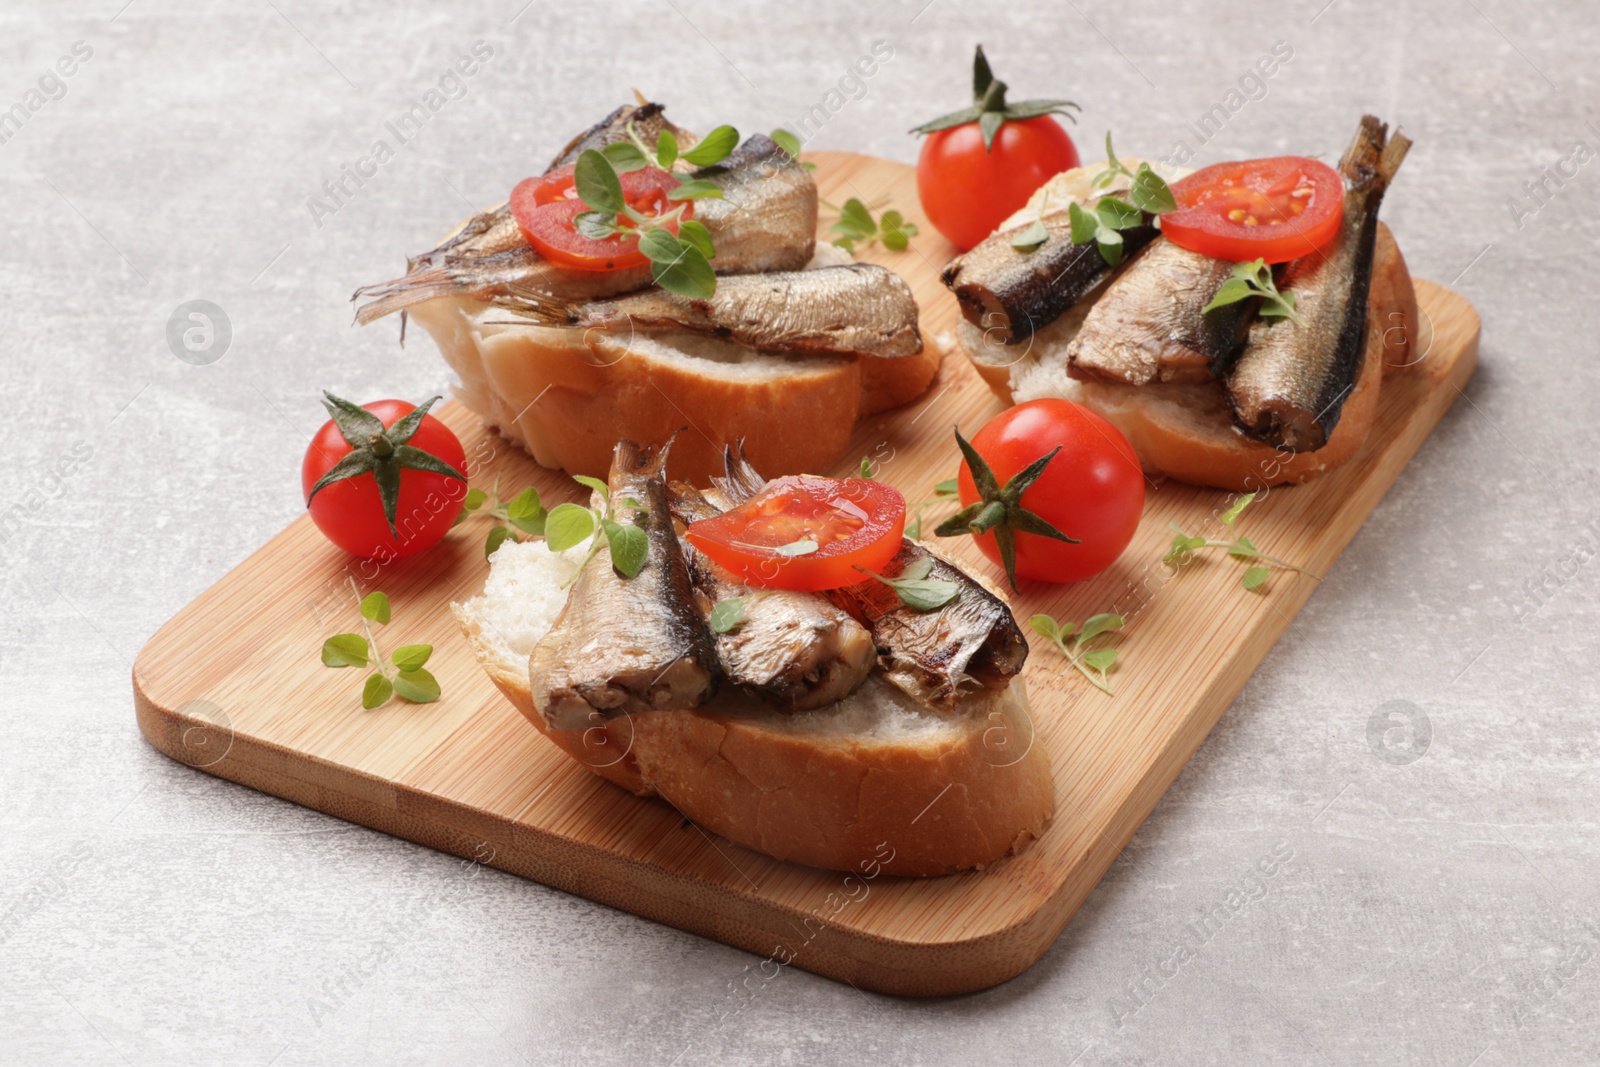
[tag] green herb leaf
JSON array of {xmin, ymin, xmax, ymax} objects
[
  {"xmin": 362, "ymin": 672, "xmax": 393, "ymax": 709},
  {"xmin": 859, "ymin": 456, "xmax": 875, "ymax": 479},
  {"xmin": 774, "ymin": 538, "xmax": 818, "ymax": 557},
  {"xmin": 1219, "ymin": 492, "xmax": 1255, "ymax": 527},
  {"xmin": 656, "ymin": 129, "xmax": 678, "ymax": 169},
  {"xmin": 600, "ymin": 141, "xmax": 649, "ymax": 173},
  {"xmin": 1129, "ymin": 163, "xmax": 1177, "ymax": 214},
  {"xmin": 573, "ymin": 211, "xmax": 620, "ymax": 240},
  {"xmin": 602, "ymin": 519, "xmax": 648, "ymax": 578},
  {"xmin": 681, "ymin": 125, "xmax": 739, "ymax": 167},
  {"xmin": 463, "ymin": 488, "xmax": 488, "ymax": 510},
  {"xmin": 391, "ymin": 643, "xmax": 433, "ymax": 672},
  {"xmin": 1077, "ymin": 613, "xmax": 1125, "ymax": 644},
  {"xmin": 862, "ymin": 563, "xmax": 959, "ymax": 612},
  {"xmin": 887, "ymin": 577, "xmax": 961, "ymax": 612},
  {"xmin": 506, "ymin": 487, "xmax": 546, "ymax": 535},
  {"xmin": 770, "ymin": 128, "xmax": 802, "ymax": 160},
  {"xmin": 678, "ymin": 219, "xmax": 714, "ymax": 258},
  {"xmin": 1228, "ymin": 535, "xmax": 1259, "ymax": 561},
  {"xmin": 1091, "ymin": 132, "xmax": 1130, "ymax": 190},
  {"xmin": 1096, "ymin": 229, "xmax": 1125, "ymax": 266},
  {"xmin": 360, "ymin": 591, "xmax": 391, "ymax": 625},
  {"xmin": 1164, "ymin": 531, "xmax": 1208, "ymax": 563},
  {"xmin": 1204, "ymin": 277, "xmax": 1257, "ymax": 311},
  {"xmin": 573, "ymin": 149, "xmax": 624, "ymax": 214},
  {"xmin": 650, "ymin": 242, "xmax": 717, "ymax": 299},
  {"xmin": 879, "ymin": 209, "xmax": 916, "ymax": 251},
  {"xmin": 1011, "ymin": 218, "xmax": 1049, "ymax": 251},
  {"xmin": 392, "ymin": 668, "xmax": 441, "ymax": 704},
  {"xmin": 1242, "ymin": 566, "xmax": 1270, "ymax": 591},
  {"xmin": 572, "ymin": 474, "xmax": 610, "ymax": 501},
  {"xmin": 1096, "ymin": 196, "xmax": 1143, "ymax": 231},
  {"xmin": 1203, "ymin": 258, "xmax": 1305, "ymax": 326},
  {"xmin": 545, "ymin": 503, "xmax": 596, "ymax": 552},
  {"xmin": 485, "ymin": 524, "xmax": 520, "ymax": 559},
  {"xmin": 668, "ymin": 178, "xmax": 724, "ymax": 201},
  {"xmin": 1082, "ymin": 648, "xmax": 1118, "ymax": 672},
  {"xmin": 1029, "ymin": 614, "xmax": 1062, "ymax": 642},
  {"xmin": 832, "ymin": 198, "xmax": 877, "ymax": 241},
  {"xmin": 934, "ymin": 478, "xmax": 959, "ymax": 496},
  {"xmin": 906, "ymin": 509, "xmax": 923, "ymax": 540},
  {"xmin": 1258, "ymin": 290, "xmax": 1300, "ymax": 321},
  {"xmin": 321, "ymin": 633, "xmax": 370, "ymax": 668},
  {"xmin": 637, "ymin": 227, "xmax": 686, "ymax": 264},
  {"xmin": 1068, "ymin": 201, "xmax": 1099, "ymax": 245},
  {"xmin": 709, "ymin": 597, "xmax": 746, "ymax": 634}
]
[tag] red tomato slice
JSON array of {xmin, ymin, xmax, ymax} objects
[
  {"xmin": 685, "ymin": 476, "xmax": 906, "ymax": 591},
  {"xmin": 511, "ymin": 164, "xmax": 687, "ymax": 272},
  {"xmin": 1161, "ymin": 156, "xmax": 1344, "ymax": 264}
]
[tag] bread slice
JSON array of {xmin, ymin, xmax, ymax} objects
[
  {"xmin": 452, "ymin": 538, "xmax": 1055, "ymax": 877},
  {"xmin": 407, "ymin": 246, "xmax": 940, "ymax": 483},
  {"xmin": 942, "ymin": 223, "xmax": 1421, "ymax": 490}
]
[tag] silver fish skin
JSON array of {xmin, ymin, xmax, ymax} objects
[
  {"xmin": 683, "ymin": 134, "xmax": 817, "ymax": 274},
  {"xmin": 712, "ymin": 445, "xmax": 1029, "ymax": 709},
  {"xmin": 488, "ymin": 264, "xmax": 922, "ymax": 360},
  {"xmin": 941, "ymin": 199, "xmax": 1158, "ymax": 345},
  {"xmin": 1066, "ymin": 237, "xmax": 1253, "ymax": 385},
  {"xmin": 668, "ymin": 483, "xmax": 877, "ymax": 710},
  {"xmin": 529, "ymin": 439, "xmax": 720, "ymax": 731},
  {"xmin": 352, "ymin": 131, "xmax": 817, "ymax": 326},
  {"xmin": 1225, "ymin": 116, "xmax": 1412, "ymax": 451},
  {"xmin": 825, "ymin": 540, "xmax": 1029, "ymax": 708}
]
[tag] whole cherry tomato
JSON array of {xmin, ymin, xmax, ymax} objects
[
  {"xmin": 302, "ymin": 394, "xmax": 467, "ymax": 560},
  {"xmin": 949, "ymin": 399, "xmax": 1143, "ymax": 586},
  {"xmin": 912, "ymin": 45, "xmax": 1081, "ymax": 251}
]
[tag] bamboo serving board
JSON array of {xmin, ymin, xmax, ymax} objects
[{"xmin": 133, "ymin": 152, "xmax": 1479, "ymax": 996}]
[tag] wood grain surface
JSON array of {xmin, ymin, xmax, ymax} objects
[{"xmin": 132, "ymin": 152, "xmax": 1479, "ymax": 997}]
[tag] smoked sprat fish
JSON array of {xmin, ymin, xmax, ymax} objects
[
  {"xmin": 669, "ymin": 483, "xmax": 877, "ymax": 710},
  {"xmin": 352, "ymin": 123, "xmax": 818, "ymax": 325},
  {"xmin": 714, "ymin": 445, "xmax": 1028, "ymax": 708},
  {"xmin": 529, "ymin": 439, "xmax": 720, "ymax": 731},
  {"xmin": 941, "ymin": 201, "xmax": 1158, "ymax": 345},
  {"xmin": 1225, "ymin": 115, "xmax": 1412, "ymax": 451},
  {"xmin": 1066, "ymin": 237, "xmax": 1253, "ymax": 385},
  {"xmin": 488, "ymin": 263, "xmax": 923, "ymax": 360}
]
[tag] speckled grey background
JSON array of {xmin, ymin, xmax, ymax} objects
[{"xmin": 2, "ymin": 1, "xmax": 1596, "ymax": 1064}]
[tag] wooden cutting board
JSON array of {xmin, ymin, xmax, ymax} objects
[{"xmin": 133, "ymin": 152, "xmax": 1479, "ymax": 997}]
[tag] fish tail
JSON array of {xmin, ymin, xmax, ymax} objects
[
  {"xmin": 609, "ymin": 433, "xmax": 682, "ymax": 490},
  {"xmin": 350, "ymin": 271, "xmax": 456, "ymax": 325},
  {"xmin": 488, "ymin": 287, "xmax": 583, "ymax": 328},
  {"xmin": 712, "ymin": 440, "xmax": 766, "ymax": 504},
  {"xmin": 1339, "ymin": 115, "xmax": 1411, "ymax": 196}
]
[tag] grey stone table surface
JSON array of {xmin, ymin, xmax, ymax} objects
[{"xmin": 2, "ymin": 0, "xmax": 1596, "ymax": 1063}]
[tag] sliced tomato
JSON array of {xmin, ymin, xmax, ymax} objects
[
  {"xmin": 1162, "ymin": 156, "xmax": 1344, "ymax": 264},
  {"xmin": 510, "ymin": 164, "xmax": 687, "ymax": 272},
  {"xmin": 685, "ymin": 476, "xmax": 906, "ymax": 591}
]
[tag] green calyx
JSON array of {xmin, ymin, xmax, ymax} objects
[
  {"xmin": 909, "ymin": 44, "xmax": 1080, "ymax": 151},
  {"xmin": 305, "ymin": 391, "xmax": 467, "ymax": 536},
  {"xmin": 933, "ymin": 426, "xmax": 1079, "ymax": 592}
]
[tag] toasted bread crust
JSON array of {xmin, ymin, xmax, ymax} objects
[
  {"xmin": 453, "ymin": 599, "xmax": 1055, "ymax": 878},
  {"xmin": 408, "ymin": 294, "xmax": 939, "ymax": 484}
]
